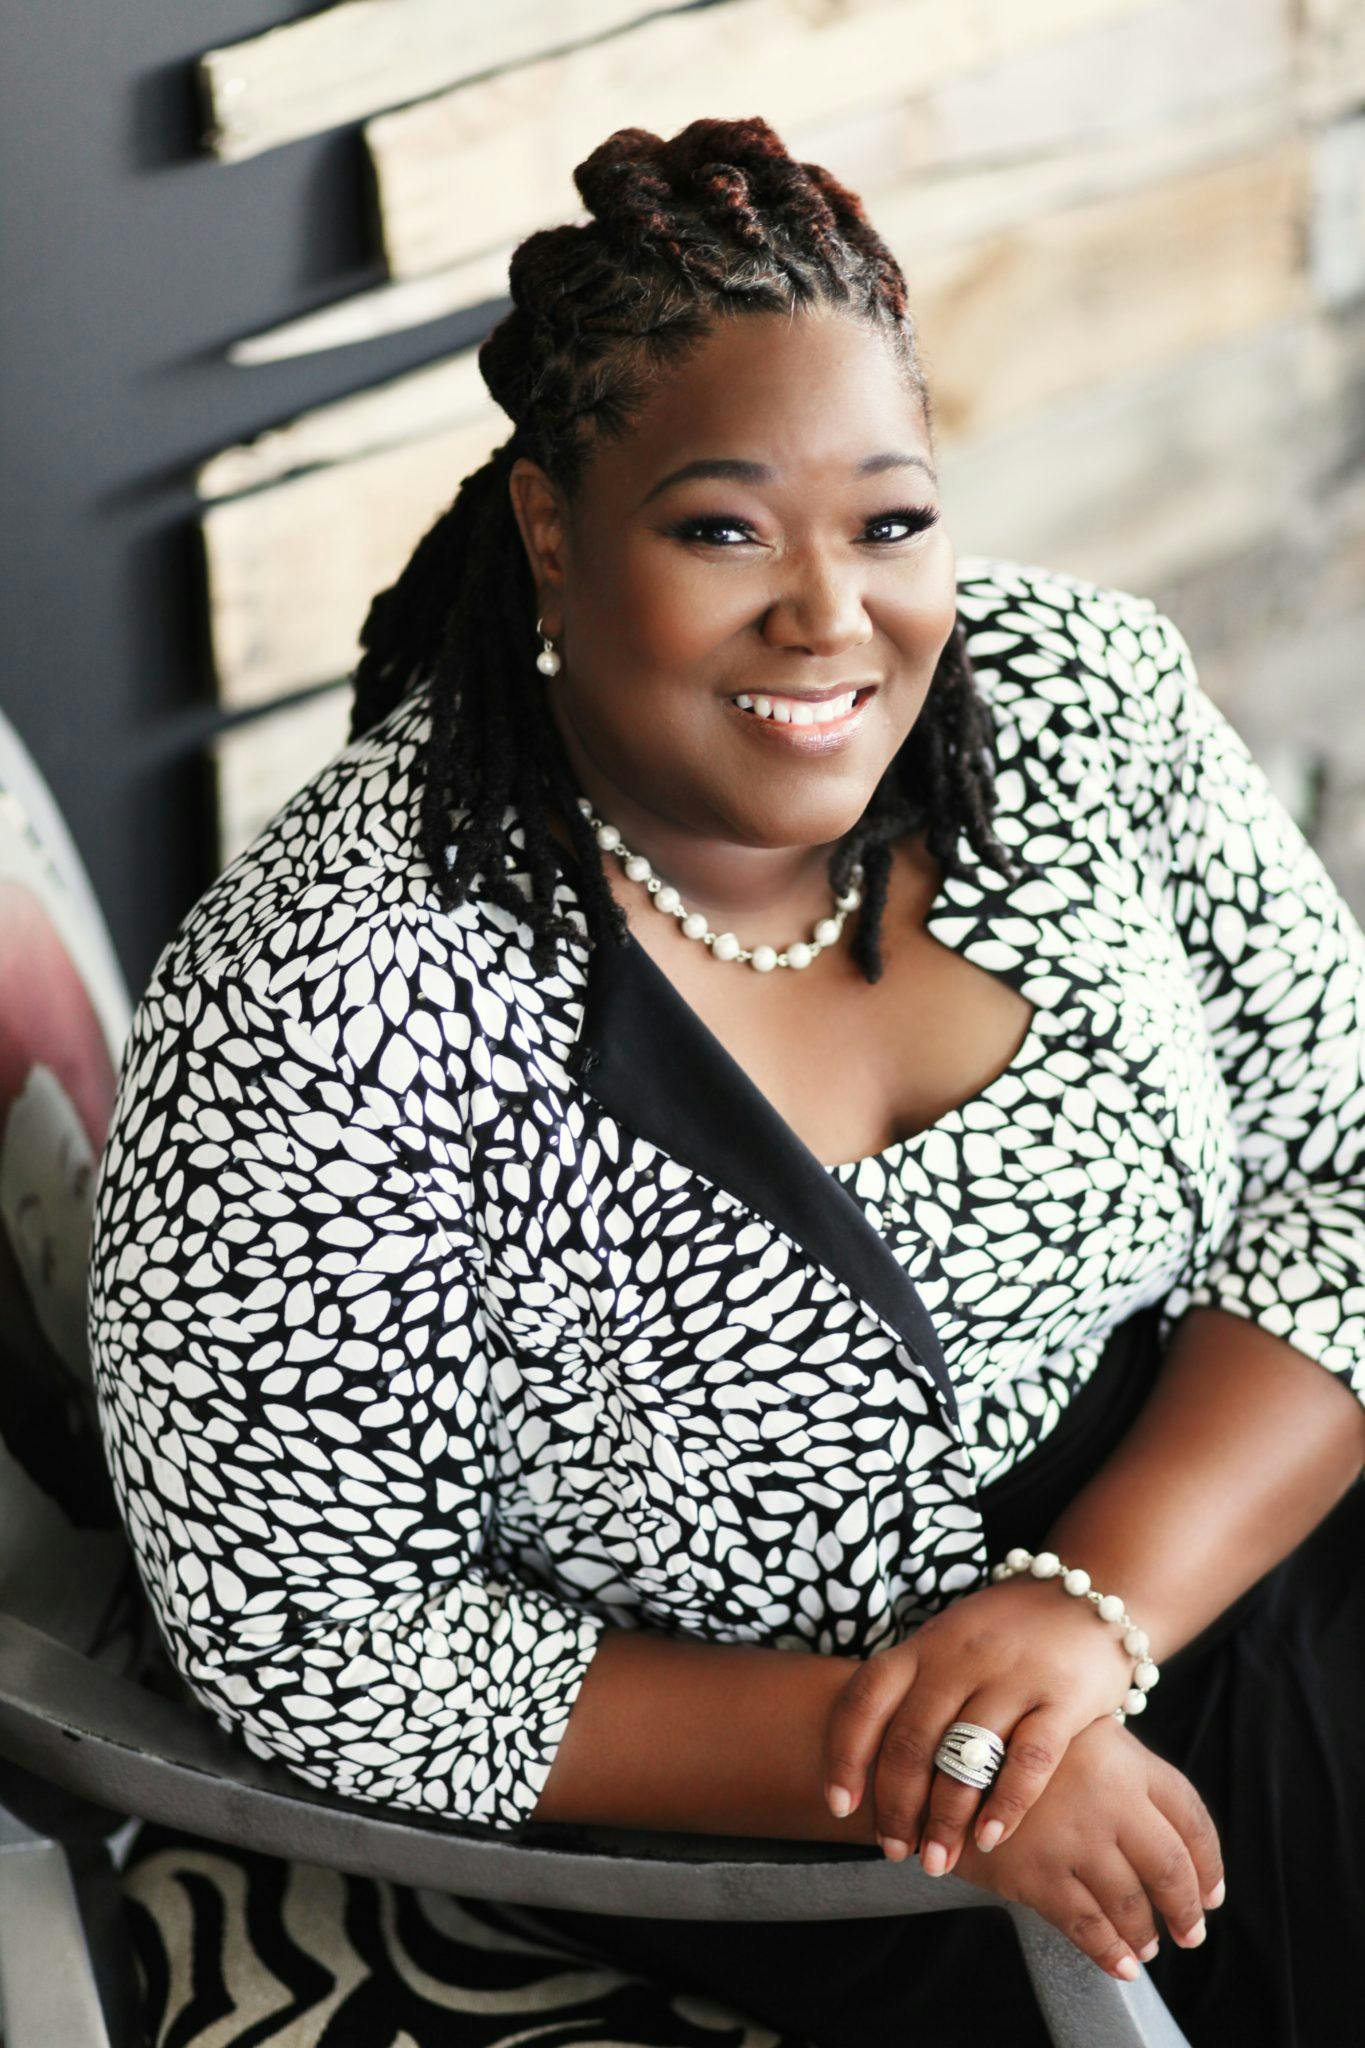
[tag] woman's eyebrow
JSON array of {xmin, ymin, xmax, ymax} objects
[{"xmin": 639, "ymin": 450, "xmax": 938, "ymax": 505}]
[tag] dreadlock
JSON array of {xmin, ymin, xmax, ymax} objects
[{"xmin": 348, "ymin": 114, "xmax": 1022, "ymax": 980}]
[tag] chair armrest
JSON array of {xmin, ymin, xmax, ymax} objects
[
  {"xmin": 0, "ymin": 1615, "xmax": 1191, "ymax": 2043},
  {"xmin": 0, "ymin": 1613, "xmax": 979, "ymax": 1918}
]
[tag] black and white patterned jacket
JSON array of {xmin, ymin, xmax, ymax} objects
[{"xmin": 87, "ymin": 557, "xmax": 1365, "ymax": 1832}]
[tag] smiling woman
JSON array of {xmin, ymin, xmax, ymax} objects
[
  {"xmin": 502, "ymin": 300, "xmax": 977, "ymax": 970},
  {"xmin": 89, "ymin": 114, "xmax": 1365, "ymax": 2048}
]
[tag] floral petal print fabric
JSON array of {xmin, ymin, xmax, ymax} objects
[
  {"xmin": 86, "ymin": 556, "xmax": 1365, "ymax": 1833},
  {"xmin": 829, "ymin": 564, "xmax": 1365, "ymax": 1486}
]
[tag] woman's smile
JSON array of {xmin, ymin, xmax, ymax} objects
[{"xmin": 724, "ymin": 682, "xmax": 878, "ymax": 751}]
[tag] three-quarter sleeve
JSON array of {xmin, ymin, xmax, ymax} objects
[
  {"xmin": 87, "ymin": 949, "xmax": 610, "ymax": 1830},
  {"xmin": 1134, "ymin": 611, "xmax": 1365, "ymax": 1407}
]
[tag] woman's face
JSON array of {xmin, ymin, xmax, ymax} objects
[{"xmin": 509, "ymin": 305, "xmax": 957, "ymax": 882}]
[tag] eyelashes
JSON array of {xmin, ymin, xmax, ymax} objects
[{"xmin": 666, "ymin": 507, "xmax": 940, "ymax": 548}]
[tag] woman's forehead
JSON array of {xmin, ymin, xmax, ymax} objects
[{"xmin": 586, "ymin": 317, "xmax": 932, "ymax": 505}]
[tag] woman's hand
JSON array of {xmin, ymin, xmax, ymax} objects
[
  {"xmin": 823, "ymin": 1572, "xmax": 1138, "ymax": 1867},
  {"xmin": 949, "ymin": 1716, "xmax": 1226, "ymax": 1980}
]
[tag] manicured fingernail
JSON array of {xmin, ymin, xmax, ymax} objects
[
  {"xmin": 921, "ymin": 1840, "xmax": 948, "ymax": 1876},
  {"xmin": 1138, "ymin": 1937, "xmax": 1160, "ymax": 1962},
  {"xmin": 881, "ymin": 1837, "xmax": 909, "ymax": 1862},
  {"xmin": 827, "ymin": 1785, "xmax": 852, "ymax": 1819},
  {"xmin": 977, "ymin": 1819, "xmax": 1004, "ymax": 1852},
  {"xmin": 1178, "ymin": 1918, "xmax": 1206, "ymax": 1947},
  {"xmin": 1203, "ymin": 1877, "xmax": 1225, "ymax": 1910},
  {"xmin": 1114, "ymin": 1957, "xmax": 1139, "ymax": 1981}
]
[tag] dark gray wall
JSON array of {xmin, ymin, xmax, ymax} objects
[{"xmin": 0, "ymin": 3, "xmax": 501, "ymax": 995}]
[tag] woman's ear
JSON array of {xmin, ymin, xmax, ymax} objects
[{"xmin": 507, "ymin": 458, "xmax": 568, "ymax": 625}]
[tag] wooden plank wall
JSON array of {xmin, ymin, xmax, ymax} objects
[{"xmin": 197, "ymin": 0, "xmax": 1364, "ymax": 902}]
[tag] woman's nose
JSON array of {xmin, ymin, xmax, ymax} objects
[{"xmin": 763, "ymin": 568, "xmax": 874, "ymax": 657}]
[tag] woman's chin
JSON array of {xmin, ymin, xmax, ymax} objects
[{"xmin": 708, "ymin": 787, "xmax": 880, "ymax": 854}]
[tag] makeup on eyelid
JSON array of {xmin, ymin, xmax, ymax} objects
[{"xmin": 667, "ymin": 505, "xmax": 940, "ymax": 548}]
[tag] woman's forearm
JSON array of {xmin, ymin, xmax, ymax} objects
[
  {"xmin": 1038, "ymin": 1305, "xmax": 1365, "ymax": 1663},
  {"xmin": 533, "ymin": 1627, "xmax": 878, "ymax": 1841}
]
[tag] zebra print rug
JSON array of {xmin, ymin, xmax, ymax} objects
[{"xmin": 120, "ymin": 1821, "xmax": 810, "ymax": 2047}]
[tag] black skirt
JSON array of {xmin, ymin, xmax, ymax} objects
[{"xmin": 521, "ymin": 1303, "xmax": 1364, "ymax": 2046}]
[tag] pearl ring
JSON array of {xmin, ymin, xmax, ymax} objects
[{"xmin": 933, "ymin": 1720, "xmax": 1007, "ymax": 1791}]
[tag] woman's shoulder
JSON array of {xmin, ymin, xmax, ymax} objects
[
  {"xmin": 144, "ymin": 683, "xmax": 495, "ymax": 1015},
  {"xmin": 954, "ymin": 553, "xmax": 1193, "ymax": 691},
  {"xmin": 952, "ymin": 553, "xmax": 1202, "ymax": 796}
]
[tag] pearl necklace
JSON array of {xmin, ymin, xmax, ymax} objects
[{"xmin": 576, "ymin": 796, "xmax": 863, "ymax": 973}]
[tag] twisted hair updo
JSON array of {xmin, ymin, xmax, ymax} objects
[{"xmin": 348, "ymin": 115, "xmax": 1020, "ymax": 978}]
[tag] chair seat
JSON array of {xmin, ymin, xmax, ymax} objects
[{"xmin": 119, "ymin": 1819, "xmax": 813, "ymax": 2048}]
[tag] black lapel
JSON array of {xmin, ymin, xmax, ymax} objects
[{"xmin": 549, "ymin": 849, "xmax": 958, "ymax": 1429}]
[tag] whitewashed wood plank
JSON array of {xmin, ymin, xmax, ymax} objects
[
  {"xmin": 1299, "ymin": 0, "xmax": 1365, "ymax": 122},
  {"xmin": 368, "ymin": 0, "xmax": 1149, "ymax": 280},
  {"xmin": 1201, "ymin": 462, "xmax": 1365, "ymax": 911},
  {"xmin": 937, "ymin": 315, "xmax": 1330, "ymax": 597},
  {"xmin": 198, "ymin": 355, "xmax": 498, "ymax": 499},
  {"xmin": 897, "ymin": 141, "xmax": 1309, "ymax": 440},
  {"xmin": 227, "ymin": 244, "xmax": 522, "ymax": 365},
  {"xmin": 909, "ymin": 0, "xmax": 1290, "ymax": 169},
  {"xmin": 1311, "ymin": 116, "xmax": 1365, "ymax": 309},
  {"xmin": 1311, "ymin": 436, "xmax": 1365, "ymax": 616},
  {"xmin": 199, "ymin": 0, "xmax": 668, "ymax": 163},
  {"xmin": 881, "ymin": 95, "xmax": 1291, "ymax": 261},
  {"xmin": 212, "ymin": 688, "xmax": 353, "ymax": 868},
  {"xmin": 793, "ymin": 2, "xmax": 1289, "ymax": 219},
  {"xmin": 203, "ymin": 420, "xmax": 500, "ymax": 709}
]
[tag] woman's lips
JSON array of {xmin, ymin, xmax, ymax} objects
[{"xmin": 724, "ymin": 685, "xmax": 876, "ymax": 750}]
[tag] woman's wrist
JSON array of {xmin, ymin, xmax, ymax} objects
[
  {"xmin": 1033, "ymin": 1516, "xmax": 1182, "ymax": 1665},
  {"xmin": 988, "ymin": 1547, "xmax": 1161, "ymax": 1722},
  {"xmin": 973, "ymin": 1568, "xmax": 1136, "ymax": 1712}
]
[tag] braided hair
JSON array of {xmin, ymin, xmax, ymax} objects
[{"xmin": 348, "ymin": 115, "xmax": 1021, "ymax": 979}]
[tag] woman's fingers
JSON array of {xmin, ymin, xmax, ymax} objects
[
  {"xmin": 916, "ymin": 1690, "xmax": 1021, "ymax": 1874},
  {"xmin": 1047, "ymin": 1873, "xmax": 1146, "ymax": 1982},
  {"xmin": 915, "ymin": 1756, "xmax": 987, "ymax": 1874},
  {"xmin": 867, "ymin": 1687, "xmax": 967, "ymax": 1859},
  {"xmin": 822, "ymin": 1645, "xmax": 917, "ymax": 1823},
  {"xmin": 1126, "ymin": 1809, "xmax": 1211, "ymax": 1951},
  {"xmin": 1144, "ymin": 1752, "xmax": 1227, "ymax": 1915},
  {"xmin": 869, "ymin": 1690, "xmax": 1083, "ymax": 1871},
  {"xmin": 1083, "ymin": 1845, "xmax": 1163, "ymax": 1966},
  {"xmin": 969, "ymin": 1703, "xmax": 1074, "ymax": 1855}
]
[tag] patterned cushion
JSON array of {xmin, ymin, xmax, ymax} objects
[
  {"xmin": 120, "ymin": 1820, "xmax": 810, "ymax": 2047},
  {"xmin": 0, "ymin": 709, "xmax": 171, "ymax": 1836}
]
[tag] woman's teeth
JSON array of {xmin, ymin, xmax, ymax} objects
[{"xmin": 729, "ymin": 690, "xmax": 859, "ymax": 725}]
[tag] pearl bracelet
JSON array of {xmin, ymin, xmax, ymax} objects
[{"xmin": 989, "ymin": 1547, "xmax": 1160, "ymax": 1723}]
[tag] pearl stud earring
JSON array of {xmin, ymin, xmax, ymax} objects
[{"xmin": 535, "ymin": 615, "xmax": 561, "ymax": 676}]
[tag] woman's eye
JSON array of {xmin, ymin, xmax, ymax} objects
[
  {"xmin": 668, "ymin": 516, "xmax": 756, "ymax": 547},
  {"xmin": 668, "ymin": 507, "xmax": 939, "ymax": 548},
  {"xmin": 865, "ymin": 506, "xmax": 940, "ymax": 542}
]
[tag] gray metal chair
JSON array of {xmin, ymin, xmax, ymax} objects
[{"xmin": 0, "ymin": 705, "xmax": 1190, "ymax": 2048}]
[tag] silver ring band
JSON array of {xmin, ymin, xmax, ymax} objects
[{"xmin": 933, "ymin": 1720, "xmax": 1006, "ymax": 1791}]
